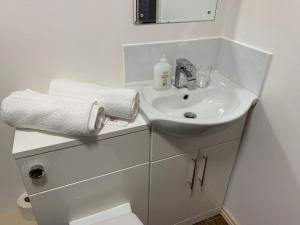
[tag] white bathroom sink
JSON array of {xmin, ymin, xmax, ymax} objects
[{"xmin": 139, "ymin": 72, "xmax": 258, "ymax": 135}]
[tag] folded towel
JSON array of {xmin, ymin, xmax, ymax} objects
[
  {"xmin": 0, "ymin": 90, "xmax": 105, "ymax": 136},
  {"xmin": 48, "ymin": 79, "xmax": 139, "ymax": 120}
]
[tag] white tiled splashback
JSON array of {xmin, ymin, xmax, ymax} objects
[
  {"xmin": 123, "ymin": 37, "xmax": 272, "ymax": 96},
  {"xmin": 216, "ymin": 39, "xmax": 272, "ymax": 96},
  {"xmin": 123, "ymin": 38, "xmax": 220, "ymax": 83}
]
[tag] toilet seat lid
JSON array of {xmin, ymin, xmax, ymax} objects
[{"xmin": 91, "ymin": 213, "xmax": 143, "ymax": 225}]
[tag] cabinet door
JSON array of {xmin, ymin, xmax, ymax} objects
[
  {"xmin": 149, "ymin": 152, "xmax": 197, "ymax": 225},
  {"xmin": 189, "ymin": 140, "xmax": 240, "ymax": 218}
]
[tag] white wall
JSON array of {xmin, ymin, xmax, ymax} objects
[
  {"xmin": 223, "ymin": 1, "xmax": 300, "ymax": 225},
  {"xmin": 0, "ymin": 0, "xmax": 228, "ymax": 213}
]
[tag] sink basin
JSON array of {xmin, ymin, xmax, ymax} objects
[{"xmin": 139, "ymin": 72, "xmax": 258, "ymax": 135}]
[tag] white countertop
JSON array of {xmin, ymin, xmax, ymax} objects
[{"xmin": 12, "ymin": 114, "xmax": 149, "ymax": 159}]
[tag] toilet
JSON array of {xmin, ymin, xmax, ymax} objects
[{"xmin": 69, "ymin": 203, "xmax": 143, "ymax": 225}]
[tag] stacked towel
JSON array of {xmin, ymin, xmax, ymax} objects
[
  {"xmin": 0, "ymin": 90, "xmax": 105, "ymax": 136},
  {"xmin": 48, "ymin": 79, "xmax": 139, "ymax": 120}
]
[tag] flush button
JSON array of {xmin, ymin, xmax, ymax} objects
[{"xmin": 29, "ymin": 165, "xmax": 45, "ymax": 180}]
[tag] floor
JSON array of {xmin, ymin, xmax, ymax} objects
[
  {"xmin": 0, "ymin": 209, "xmax": 228, "ymax": 225},
  {"xmin": 195, "ymin": 215, "xmax": 228, "ymax": 225},
  {"xmin": 0, "ymin": 209, "xmax": 37, "ymax": 225}
]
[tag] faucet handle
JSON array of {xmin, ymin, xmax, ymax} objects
[
  {"xmin": 176, "ymin": 58, "xmax": 194, "ymax": 68},
  {"xmin": 176, "ymin": 58, "xmax": 197, "ymax": 81},
  {"xmin": 176, "ymin": 58, "xmax": 196, "ymax": 74},
  {"xmin": 175, "ymin": 58, "xmax": 197, "ymax": 88}
]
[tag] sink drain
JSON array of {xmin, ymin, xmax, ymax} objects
[{"xmin": 184, "ymin": 112, "xmax": 197, "ymax": 119}]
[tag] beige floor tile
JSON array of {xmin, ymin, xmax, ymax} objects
[{"xmin": 0, "ymin": 209, "xmax": 37, "ymax": 225}]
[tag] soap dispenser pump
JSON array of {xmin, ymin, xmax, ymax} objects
[{"xmin": 153, "ymin": 54, "xmax": 172, "ymax": 90}]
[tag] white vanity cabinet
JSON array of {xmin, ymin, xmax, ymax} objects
[
  {"xmin": 149, "ymin": 116, "xmax": 246, "ymax": 225},
  {"xmin": 12, "ymin": 114, "xmax": 247, "ymax": 225},
  {"xmin": 12, "ymin": 115, "xmax": 150, "ymax": 225},
  {"xmin": 149, "ymin": 140, "xmax": 240, "ymax": 225}
]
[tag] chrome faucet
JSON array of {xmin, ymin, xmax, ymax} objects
[{"xmin": 174, "ymin": 58, "xmax": 197, "ymax": 88}]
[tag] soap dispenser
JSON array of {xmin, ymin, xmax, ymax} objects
[{"xmin": 153, "ymin": 54, "xmax": 172, "ymax": 90}]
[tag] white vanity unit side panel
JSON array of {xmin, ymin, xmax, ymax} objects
[
  {"xmin": 17, "ymin": 130, "xmax": 150, "ymax": 195},
  {"xmin": 151, "ymin": 115, "xmax": 246, "ymax": 161},
  {"xmin": 29, "ymin": 163, "xmax": 149, "ymax": 225},
  {"xmin": 13, "ymin": 114, "xmax": 148, "ymax": 159}
]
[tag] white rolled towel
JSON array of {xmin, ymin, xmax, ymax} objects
[
  {"xmin": 0, "ymin": 90, "xmax": 105, "ymax": 136},
  {"xmin": 48, "ymin": 79, "xmax": 139, "ymax": 120}
]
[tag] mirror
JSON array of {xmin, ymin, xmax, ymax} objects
[{"xmin": 135, "ymin": 0, "xmax": 218, "ymax": 24}]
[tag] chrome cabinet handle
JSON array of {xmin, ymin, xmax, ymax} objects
[
  {"xmin": 199, "ymin": 154, "xmax": 208, "ymax": 187},
  {"xmin": 29, "ymin": 165, "xmax": 45, "ymax": 180},
  {"xmin": 190, "ymin": 158, "xmax": 197, "ymax": 191},
  {"xmin": 187, "ymin": 157, "xmax": 198, "ymax": 191}
]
